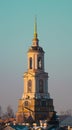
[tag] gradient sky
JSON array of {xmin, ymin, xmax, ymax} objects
[{"xmin": 0, "ymin": 0, "xmax": 72, "ymax": 114}]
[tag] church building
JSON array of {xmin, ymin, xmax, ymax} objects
[{"xmin": 16, "ymin": 19, "xmax": 54, "ymax": 123}]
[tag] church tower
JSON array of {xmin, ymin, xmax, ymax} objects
[{"xmin": 16, "ymin": 19, "xmax": 54, "ymax": 123}]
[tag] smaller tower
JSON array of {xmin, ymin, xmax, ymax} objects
[{"xmin": 16, "ymin": 19, "xmax": 54, "ymax": 123}]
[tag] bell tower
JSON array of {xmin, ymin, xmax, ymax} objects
[
  {"xmin": 28, "ymin": 18, "xmax": 44, "ymax": 72},
  {"xmin": 16, "ymin": 19, "xmax": 54, "ymax": 123}
]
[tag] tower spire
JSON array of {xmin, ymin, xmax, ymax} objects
[
  {"xmin": 32, "ymin": 17, "xmax": 39, "ymax": 47},
  {"xmin": 34, "ymin": 17, "xmax": 37, "ymax": 38}
]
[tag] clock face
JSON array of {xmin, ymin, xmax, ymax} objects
[{"xmin": 27, "ymin": 80, "xmax": 32, "ymax": 92}]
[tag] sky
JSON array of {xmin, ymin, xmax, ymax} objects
[{"xmin": 0, "ymin": 0, "xmax": 72, "ymax": 114}]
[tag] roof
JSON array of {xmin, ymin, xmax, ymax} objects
[
  {"xmin": 28, "ymin": 46, "xmax": 44, "ymax": 53},
  {"xmin": 60, "ymin": 116, "xmax": 72, "ymax": 126},
  {"xmin": 3, "ymin": 125, "xmax": 29, "ymax": 130},
  {"xmin": 11, "ymin": 125, "xmax": 29, "ymax": 130},
  {"xmin": 3, "ymin": 126, "xmax": 14, "ymax": 130}
]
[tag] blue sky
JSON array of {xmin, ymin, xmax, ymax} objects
[{"xmin": 0, "ymin": 0, "xmax": 72, "ymax": 114}]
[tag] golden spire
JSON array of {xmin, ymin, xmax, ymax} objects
[
  {"xmin": 34, "ymin": 17, "xmax": 37, "ymax": 39},
  {"xmin": 32, "ymin": 17, "xmax": 39, "ymax": 47}
]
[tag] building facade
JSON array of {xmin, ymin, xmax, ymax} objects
[{"xmin": 16, "ymin": 20, "xmax": 54, "ymax": 123}]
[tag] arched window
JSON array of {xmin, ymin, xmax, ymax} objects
[
  {"xmin": 27, "ymin": 80, "xmax": 32, "ymax": 93},
  {"xmin": 39, "ymin": 79, "xmax": 44, "ymax": 93},
  {"xmin": 24, "ymin": 101, "xmax": 28, "ymax": 106},
  {"xmin": 29, "ymin": 57, "xmax": 32, "ymax": 69},
  {"xmin": 38, "ymin": 57, "xmax": 42, "ymax": 69}
]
